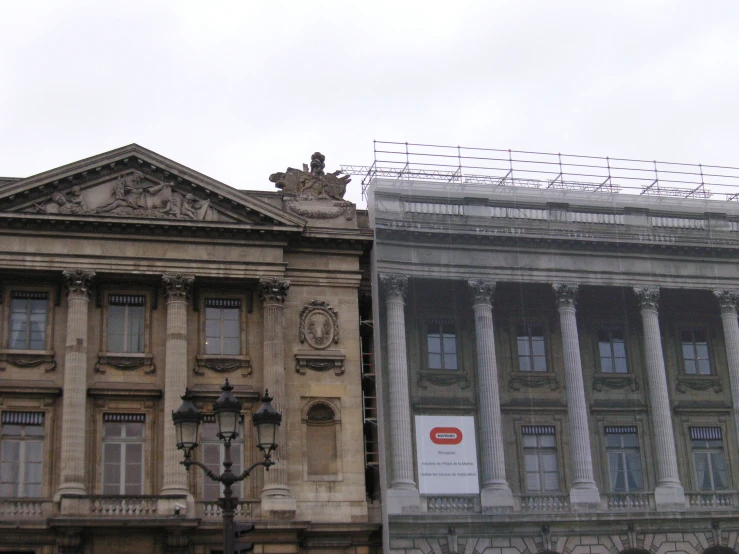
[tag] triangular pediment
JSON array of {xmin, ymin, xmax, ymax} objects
[{"xmin": 0, "ymin": 144, "xmax": 305, "ymax": 228}]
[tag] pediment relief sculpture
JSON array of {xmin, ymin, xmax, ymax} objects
[
  {"xmin": 23, "ymin": 171, "xmax": 233, "ymax": 222},
  {"xmin": 270, "ymin": 152, "xmax": 355, "ymax": 220}
]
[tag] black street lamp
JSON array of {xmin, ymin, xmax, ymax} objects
[{"xmin": 173, "ymin": 379, "xmax": 281, "ymax": 554}]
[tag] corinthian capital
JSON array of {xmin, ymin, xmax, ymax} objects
[
  {"xmin": 379, "ymin": 274, "xmax": 408, "ymax": 300},
  {"xmin": 634, "ymin": 286, "xmax": 660, "ymax": 311},
  {"xmin": 259, "ymin": 277, "xmax": 290, "ymax": 304},
  {"xmin": 553, "ymin": 283, "xmax": 578, "ymax": 309},
  {"xmin": 62, "ymin": 269, "xmax": 95, "ymax": 299},
  {"xmin": 162, "ymin": 273, "xmax": 194, "ymax": 302},
  {"xmin": 714, "ymin": 290, "xmax": 739, "ymax": 314},
  {"xmin": 468, "ymin": 280, "xmax": 495, "ymax": 306}
]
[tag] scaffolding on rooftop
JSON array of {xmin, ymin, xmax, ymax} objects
[{"xmin": 340, "ymin": 140, "xmax": 739, "ymax": 202}]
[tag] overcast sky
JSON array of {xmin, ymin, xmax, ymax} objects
[{"xmin": 2, "ymin": 1, "xmax": 739, "ymax": 206}]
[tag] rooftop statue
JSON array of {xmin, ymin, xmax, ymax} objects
[{"xmin": 269, "ymin": 152, "xmax": 351, "ymax": 201}]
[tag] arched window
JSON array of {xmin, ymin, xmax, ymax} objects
[{"xmin": 306, "ymin": 403, "xmax": 338, "ymax": 477}]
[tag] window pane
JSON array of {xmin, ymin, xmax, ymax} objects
[
  {"xmin": 222, "ymin": 337, "xmax": 240, "ymax": 355},
  {"xmin": 108, "ymin": 305, "xmax": 126, "ymax": 352},
  {"xmin": 525, "ymin": 471, "xmax": 541, "ymax": 492},
  {"xmin": 125, "ymin": 423, "xmax": 144, "ymax": 438},
  {"xmin": 683, "ymin": 343, "xmax": 695, "ymax": 360},
  {"xmin": 205, "ymin": 320, "xmax": 221, "ymax": 339},
  {"xmin": 625, "ymin": 452, "xmax": 643, "ymax": 491},
  {"xmin": 533, "ymin": 356, "xmax": 547, "ymax": 372},
  {"xmin": 605, "ymin": 435, "xmax": 620, "ymax": 448},
  {"xmin": 712, "ymin": 452, "xmax": 729, "ymax": 490},
  {"xmin": 613, "ymin": 341, "xmax": 626, "ymax": 358},
  {"xmin": 694, "ymin": 452, "xmax": 710, "ymax": 490},
  {"xmin": 698, "ymin": 360, "xmax": 711, "ymax": 375},
  {"xmin": 427, "ymin": 335, "xmax": 441, "ymax": 354},
  {"xmin": 127, "ymin": 306, "xmax": 145, "ymax": 353},
  {"xmin": 539, "ymin": 435, "xmax": 556, "ymax": 448},
  {"xmin": 428, "ymin": 353, "xmax": 442, "ymax": 369},
  {"xmin": 2, "ymin": 424, "xmax": 22, "ymax": 436},
  {"xmin": 25, "ymin": 441, "xmax": 43, "ymax": 462},
  {"xmin": 543, "ymin": 471, "xmax": 559, "ymax": 491},
  {"xmin": 518, "ymin": 356, "xmax": 531, "ymax": 372},
  {"xmin": 599, "ymin": 342, "xmax": 611, "ymax": 358},
  {"xmin": 696, "ymin": 343, "xmax": 709, "ymax": 360},
  {"xmin": 103, "ymin": 423, "xmax": 123, "ymax": 438},
  {"xmin": 600, "ymin": 357, "xmax": 613, "ymax": 373},
  {"xmin": 522, "ymin": 435, "xmax": 537, "ymax": 448},
  {"xmin": 542, "ymin": 453, "xmax": 557, "ymax": 472},
  {"xmin": 684, "ymin": 360, "xmax": 697, "ymax": 374},
  {"xmin": 1, "ymin": 441, "xmax": 21, "ymax": 461},
  {"xmin": 444, "ymin": 354, "xmax": 458, "ymax": 370},
  {"xmin": 525, "ymin": 454, "xmax": 539, "ymax": 472},
  {"xmin": 443, "ymin": 336, "xmax": 456, "ymax": 355},
  {"xmin": 614, "ymin": 358, "xmax": 628, "ymax": 373},
  {"xmin": 517, "ymin": 337, "xmax": 530, "ymax": 356},
  {"xmin": 532, "ymin": 338, "xmax": 545, "ymax": 356},
  {"xmin": 622, "ymin": 433, "xmax": 638, "ymax": 448},
  {"xmin": 222, "ymin": 319, "xmax": 240, "ymax": 339}
]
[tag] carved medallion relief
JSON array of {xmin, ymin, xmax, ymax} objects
[{"xmin": 295, "ymin": 300, "xmax": 344, "ymax": 375}]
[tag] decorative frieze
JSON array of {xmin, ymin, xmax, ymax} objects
[
  {"xmin": 95, "ymin": 353, "xmax": 155, "ymax": 374},
  {"xmin": 509, "ymin": 372, "xmax": 560, "ymax": 391},
  {"xmin": 193, "ymin": 355, "xmax": 251, "ymax": 377},
  {"xmin": 295, "ymin": 350, "xmax": 345, "ymax": 375}
]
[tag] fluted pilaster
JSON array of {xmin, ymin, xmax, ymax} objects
[
  {"xmin": 634, "ymin": 286, "xmax": 685, "ymax": 508},
  {"xmin": 161, "ymin": 273, "xmax": 194, "ymax": 496},
  {"xmin": 55, "ymin": 270, "xmax": 95, "ymax": 499},
  {"xmin": 553, "ymin": 283, "xmax": 600, "ymax": 507},
  {"xmin": 258, "ymin": 278, "xmax": 293, "ymax": 504},
  {"xmin": 715, "ymin": 291, "xmax": 739, "ymax": 455},
  {"xmin": 468, "ymin": 280, "xmax": 513, "ymax": 510}
]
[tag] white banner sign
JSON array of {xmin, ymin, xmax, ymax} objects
[{"xmin": 415, "ymin": 415, "xmax": 479, "ymax": 495}]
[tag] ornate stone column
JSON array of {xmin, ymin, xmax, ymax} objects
[
  {"xmin": 634, "ymin": 287, "xmax": 685, "ymax": 508},
  {"xmin": 161, "ymin": 273, "xmax": 194, "ymax": 498},
  {"xmin": 55, "ymin": 270, "xmax": 95, "ymax": 501},
  {"xmin": 714, "ymin": 291, "xmax": 739, "ymax": 453},
  {"xmin": 258, "ymin": 277, "xmax": 295, "ymax": 513},
  {"xmin": 380, "ymin": 274, "xmax": 419, "ymax": 514},
  {"xmin": 468, "ymin": 280, "xmax": 513, "ymax": 511},
  {"xmin": 553, "ymin": 283, "xmax": 600, "ymax": 508}
]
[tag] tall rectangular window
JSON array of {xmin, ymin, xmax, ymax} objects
[
  {"xmin": 517, "ymin": 324, "xmax": 546, "ymax": 372},
  {"xmin": 427, "ymin": 318, "xmax": 457, "ymax": 370},
  {"xmin": 205, "ymin": 299, "xmax": 241, "ymax": 355},
  {"xmin": 8, "ymin": 292, "xmax": 47, "ymax": 350},
  {"xmin": 598, "ymin": 326, "xmax": 627, "ymax": 373},
  {"xmin": 605, "ymin": 426, "xmax": 643, "ymax": 492},
  {"xmin": 102, "ymin": 414, "xmax": 145, "ymax": 495},
  {"xmin": 0, "ymin": 412, "xmax": 44, "ymax": 498},
  {"xmin": 201, "ymin": 418, "xmax": 242, "ymax": 500},
  {"xmin": 691, "ymin": 427, "xmax": 728, "ymax": 491},
  {"xmin": 522, "ymin": 426, "xmax": 559, "ymax": 492},
  {"xmin": 682, "ymin": 329, "xmax": 711, "ymax": 375},
  {"xmin": 107, "ymin": 295, "xmax": 145, "ymax": 353}
]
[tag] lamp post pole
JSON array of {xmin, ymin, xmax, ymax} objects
[{"xmin": 173, "ymin": 380, "xmax": 282, "ymax": 554}]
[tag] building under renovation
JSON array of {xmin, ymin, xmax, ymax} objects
[{"xmin": 364, "ymin": 142, "xmax": 739, "ymax": 554}]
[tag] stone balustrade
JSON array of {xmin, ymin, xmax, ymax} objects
[
  {"xmin": 686, "ymin": 491, "xmax": 737, "ymax": 509},
  {"xmin": 425, "ymin": 496, "xmax": 476, "ymax": 513},
  {"xmin": 198, "ymin": 500, "xmax": 258, "ymax": 519},
  {"xmin": 0, "ymin": 498, "xmax": 49, "ymax": 518},
  {"xmin": 89, "ymin": 496, "xmax": 158, "ymax": 516},
  {"xmin": 605, "ymin": 493, "xmax": 653, "ymax": 510},
  {"xmin": 518, "ymin": 493, "xmax": 571, "ymax": 512}
]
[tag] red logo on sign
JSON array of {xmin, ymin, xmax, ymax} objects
[{"xmin": 430, "ymin": 427, "xmax": 463, "ymax": 445}]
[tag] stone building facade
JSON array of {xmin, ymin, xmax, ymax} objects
[
  {"xmin": 0, "ymin": 145, "xmax": 378, "ymax": 553},
  {"xmin": 368, "ymin": 176, "xmax": 739, "ymax": 554}
]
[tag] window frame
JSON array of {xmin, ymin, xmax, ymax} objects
[
  {"xmin": 513, "ymin": 321, "xmax": 550, "ymax": 373},
  {"xmin": 101, "ymin": 414, "xmax": 146, "ymax": 496},
  {"xmin": 424, "ymin": 317, "xmax": 459, "ymax": 371},
  {"xmin": 2, "ymin": 287, "xmax": 54, "ymax": 353},
  {"xmin": 0, "ymin": 411, "xmax": 46, "ymax": 498},
  {"xmin": 195, "ymin": 292, "xmax": 252, "ymax": 377},
  {"xmin": 678, "ymin": 326, "xmax": 713, "ymax": 376},
  {"xmin": 106, "ymin": 294, "xmax": 147, "ymax": 354},
  {"xmin": 604, "ymin": 426, "xmax": 644, "ymax": 493},
  {"xmin": 689, "ymin": 426, "xmax": 730, "ymax": 492},
  {"xmin": 97, "ymin": 289, "xmax": 154, "ymax": 374},
  {"xmin": 596, "ymin": 324, "xmax": 629, "ymax": 374},
  {"xmin": 514, "ymin": 420, "xmax": 565, "ymax": 494}
]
